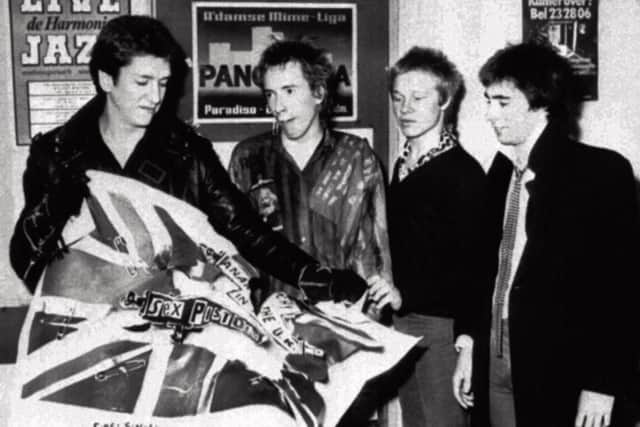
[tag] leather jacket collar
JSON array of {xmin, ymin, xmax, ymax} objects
[{"xmin": 50, "ymin": 94, "xmax": 193, "ymax": 166}]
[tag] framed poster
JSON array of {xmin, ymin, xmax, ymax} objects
[
  {"xmin": 192, "ymin": 2, "xmax": 357, "ymax": 124},
  {"xmin": 523, "ymin": 0, "xmax": 598, "ymax": 100},
  {"xmin": 9, "ymin": 0, "xmax": 131, "ymax": 145}
]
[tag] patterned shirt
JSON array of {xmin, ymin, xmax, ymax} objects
[
  {"xmin": 229, "ymin": 129, "xmax": 393, "ymax": 298},
  {"xmin": 396, "ymin": 127, "xmax": 458, "ymax": 182}
]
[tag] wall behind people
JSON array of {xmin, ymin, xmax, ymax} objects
[
  {"xmin": 394, "ymin": 0, "xmax": 640, "ymax": 179},
  {"xmin": 2, "ymin": 0, "xmax": 640, "ymax": 304},
  {"xmin": 0, "ymin": 2, "xmax": 22, "ymax": 304}
]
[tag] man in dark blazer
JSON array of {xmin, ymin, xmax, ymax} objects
[{"xmin": 453, "ymin": 42, "xmax": 639, "ymax": 427}]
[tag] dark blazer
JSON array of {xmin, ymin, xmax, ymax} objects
[{"xmin": 473, "ymin": 123, "xmax": 640, "ymax": 427}]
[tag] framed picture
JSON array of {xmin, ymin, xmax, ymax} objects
[
  {"xmin": 9, "ymin": 0, "xmax": 131, "ymax": 145},
  {"xmin": 523, "ymin": 0, "xmax": 598, "ymax": 100},
  {"xmin": 157, "ymin": 0, "xmax": 389, "ymax": 165},
  {"xmin": 192, "ymin": 1, "xmax": 357, "ymax": 124}
]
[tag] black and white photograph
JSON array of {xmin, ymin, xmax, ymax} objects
[{"xmin": 1, "ymin": 1, "xmax": 639, "ymax": 427}]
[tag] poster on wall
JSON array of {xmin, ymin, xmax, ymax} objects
[
  {"xmin": 9, "ymin": 0, "xmax": 131, "ymax": 145},
  {"xmin": 193, "ymin": 1, "xmax": 357, "ymax": 124},
  {"xmin": 522, "ymin": 0, "xmax": 598, "ymax": 100}
]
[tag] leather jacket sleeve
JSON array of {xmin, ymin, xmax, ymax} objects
[
  {"xmin": 192, "ymin": 134, "xmax": 320, "ymax": 287},
  {"xmin": 10, "ymin": 133, "xmax": 85, "ymax": 292},
  {"xmin": 11, "ymin": 125, "xmax": 326, "ymax": 296}
]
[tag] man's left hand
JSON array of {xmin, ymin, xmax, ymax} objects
[
  {"xmin": 575, "ymin": 390, "xmax": 614, "ymax": 427},
  {"xmin": 453, "ymin": 335, "xmax": 474, "ymax": 409}
]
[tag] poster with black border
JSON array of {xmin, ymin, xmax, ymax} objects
[
  {"xmin": 192, "ymin": 1, "xmax": 357, "ymax": 124},
  {"xmin": 10, "ymin": 0, "xmax": 131, "ymax": 146},
  {"xmin": 523, "ymin": 0, "xmax": 598, "ymax": 100}
]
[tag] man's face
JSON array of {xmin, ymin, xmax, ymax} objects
[
  {"xmin": 263, "ymin": 61, "xmax": 323, "ymax": 141},
  {"xmin": 484, "ymin": 80, "xmax": 546, "ymax": 146},
  {"xmin": 391, "ymin": 70, "xmax": 445, "ymax": 140},
  {"xmin": 99, "ymin": 55, "xmax": 171, "ymax": 129}
]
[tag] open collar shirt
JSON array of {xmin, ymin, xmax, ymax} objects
[{"xmin": 229, "ymin": 129, "xmax": 393, "ymax": 295}]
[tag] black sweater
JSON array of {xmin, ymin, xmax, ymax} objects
[{"xmin": 388, "ymin": 145, "xmax": 487, "ymax": 338}]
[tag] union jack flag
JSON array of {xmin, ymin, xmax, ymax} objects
[{"xmin": 8, "ymin": 171, "xmax": 418, "ymax": 427}]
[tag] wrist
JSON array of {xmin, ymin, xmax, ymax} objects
[
  {"xmin": 298, "ymin": 264, "xmax": 333, "ymax": 302},
  {"xmin": 455, "ymin": 335, "xmax": 474, "ymax": 353}
]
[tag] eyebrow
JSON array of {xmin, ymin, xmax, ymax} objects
[
  {"xmin": 135, "ymin": 73, "xmax": 171, "ymax": 80},
  {"xmin": 265, "ymin": 83, "xmax": 299, "ymax": 92},
  {"xmin": 392, "ymin": 90, "xmax": 429, "ymax": 96},
  {"xmin": 484, "ymin": 92, "xmax": 511, "ymax": 100}
]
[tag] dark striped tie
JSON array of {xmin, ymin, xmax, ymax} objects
[{"xmin": 493, "ymin": 166, "xmax": 525, "ymax": 358}]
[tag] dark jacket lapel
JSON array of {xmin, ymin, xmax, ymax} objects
[
  {"xmin": 487, "ymin": 151, "xmax": 513, "ymax": 250},
  {"xmin": 511, "ymin": 123, "xmax": 572, "ymax": 286}
]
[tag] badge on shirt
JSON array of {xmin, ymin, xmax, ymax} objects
[{"xmin": 249, "ymin": 178, "xmax": 283, "ymax": 231}]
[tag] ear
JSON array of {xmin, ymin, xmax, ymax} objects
[
  {"xmin": 439, "ymin": 96, "xmax": 451, "ymax": 111},
  {"xmin": 312, "ymin": 85, "xmax": 326, "ymax": 106},
  {"xmin": 97, "ymin": 70, "xmax": 115, "ymax": 93}
]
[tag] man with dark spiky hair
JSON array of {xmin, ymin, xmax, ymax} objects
[
  {"xmin": 453, "ymin": 42, "xmax": 639, "ymax": 427},
  {"xmin": 230, "ymin": 38, "xmax": 400, "ymax": 427},
  {"xmin": 229, "ymin": 40, "xmax": 399, "ymax": 315}
]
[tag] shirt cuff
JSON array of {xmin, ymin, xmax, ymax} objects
[{"xmin": 454, "ymin": 334, "xmax": 474, "ymax": 352}]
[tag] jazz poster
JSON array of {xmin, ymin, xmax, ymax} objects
[
  {"xmin": 9, "ymin": 0, "xmax": 130, "ymax": 145},
  {"xmin": 192, "ymin": 2, "xmax": 357, "ymax": 124},
  {"xmin": 523, "ymin": 0, "xmax": 598, "ymax": 100}
]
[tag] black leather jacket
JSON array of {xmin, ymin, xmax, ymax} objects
[{"xmin": 10, "ymin": 96, "xmax": 318, "ymax": 292}]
